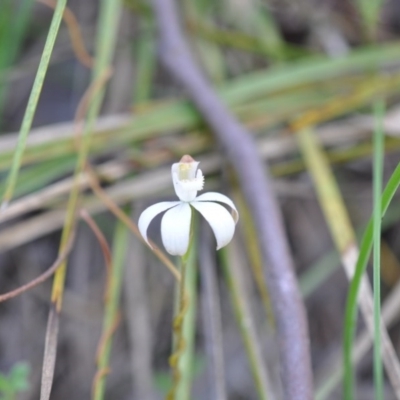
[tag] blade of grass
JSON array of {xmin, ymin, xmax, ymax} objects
[
  {"xmin": 343, "ymin": 161, "xmax": 400, "ymax": 396},
  {"xmin": 2, "ymin": 67, "xmax": 400, "ymax": 173},
  {"xmin": 372, "ymin": 99, "xmax": 385, "ymax": 400},
  {"xmin": 219, "ymin": 240, "xmax": 275, "ymax": 400},
  {"xmin": 232, "ymin": 189, "xmax": 274, "ymax": 325},
  {"xmin": 317, "ymin": 271, "xmax": 400, "ymax": 400},
  {"xmin": 3, "ymin": 41, "xmax": 400, "ymax": 172},
  {"xmin": 356, "ymin": 0, "xmax": 384, "ymax": 41},
  {"xmin": 41, "ymin": 1, "xmax": 122, "ymax": 398},
  {"xmin": 40, "ymin": 305, "xmax": 59, "ymax": 400},
  {"xmin": 133, "ymin": 17, "xmax": 156, "ymax": 104},
  {"xmin": 183, "ymin": 0, "xmax": 225, "ymax": 83},
  {"xmin": 0, "ymin": 0, "xmax": 34, "ymax": 124},
  {"xmin": 343, "ymin": 102, "xmax": 400, "ymax": 399},
  {"xmin": 222, "ymin": 0, "xmax": 285, "ymax": 61},
  {"xmin": 296, "ymin": 127, "xmax": 400, "ymax": 399},
  {"xmin": 0, "ymin": 159, "xmax": 129, "ymax": 225},
  {"xmin": 0, "ymin": 155, "xmax": 76, "ymax": 200},
  {"xmin": 93, "ymin": 217, "xmax": 129, "ymax": 400},
  {"xmin": 51, "ymin": 0, "xmax": 121, "ymax": 329},
  {"xmin": 1, "ymin": 0, "xmax": 67, "ymax": 209}
]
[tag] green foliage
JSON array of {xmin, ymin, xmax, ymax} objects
[
  {"xmin": 0, "ymin": 0, "xmax": 34, "ymax": 123},
  {"xmin": 0, "ymin": 362, "xmax": 30, "ymax": 400}
]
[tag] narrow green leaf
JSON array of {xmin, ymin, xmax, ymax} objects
[
  {"xmin": 1, "ymin": 0, "xmax": 67, "ymax": 207},
  {"xmin": 343, "ymin": 143, "xmax": 400, "ymax": 400},
  {"xmin": 372, "ymin": 99, "xmax": 385, "ymax": 400}
]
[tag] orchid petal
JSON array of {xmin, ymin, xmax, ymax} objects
[
  {"xmin": 194, "ymin": 192, "xmax": 239, "ymax": 223},
  {"xmin": 191, "ymin": 201, "xmax": 235, "ymax": 250},
  {"xmin": 161, "ymin": 202, "xmax": 192, "ymax": 256},
  {"xmin": 138, "ymin": 201, "xmax": 180, "ymax": 247}
]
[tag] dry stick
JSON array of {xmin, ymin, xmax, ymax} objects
[
  {"xmin": 80, "ymin": 209, "xmax": 112, "ymax": 273},
  {"xmin": 0, "ymin": 230, "xmax": 75, "ymax": 303},
  {"xmin": 151, "ymin": 1, "xmax": 313, "ymax": 398},
  {"xmin": 80, "ymin": 209, "xmax": 113, "ymax": 302},
  {"xmin": 95, "ymin": 312, "xmax": 122, "ymax": 364}
]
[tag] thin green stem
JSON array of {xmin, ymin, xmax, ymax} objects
[
  {"xmin": 373, "ymin": 99, "xmax": 385, "ymax": 400},
  {"xmin": 167, "ymin": 258, "xmax": 189, "ymax": 400},
  {"xmin": 167, "ymin": 216, "xmax": 198, "ymax": 400}
]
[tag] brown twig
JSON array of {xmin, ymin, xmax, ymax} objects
[
  {"xmin": 151, "ymin": 1, "xmax": 313, "ymax": 398},
  {"xmin": 95, "ymin": 312, "xmax": 122, "ymax": 364},
  {"xmin": 85, "ymin": 164, "xmax": 181, "ymax": 281},
  {"xmin": 37, "ymin": 0, "xmax": 94, "ymax": 68},
  {"xmin": 91, "ymin": 367, "xmax": 111, "ymax": 398},
  {"xmin": 80, "ymin": 209, "xmax": 112, "ymax": 274},
  {"xmin": 80, "ymin": 209, "xmax": 114, "ymax": 302},
  {"xmin": 0, "ymin": 230, "xmax": 76, "ymax": 303}
]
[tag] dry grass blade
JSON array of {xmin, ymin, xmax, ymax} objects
[
  {"xmin": 233, "ymin": 190, "xmax": 274, "ymax": 325},
  {"xmin": 40, "ymin": 305, "xmax": 60, "ymax": 400},
  {"xmin": 0, "ymin": 160, "xmax": 130, "ymax": 224},
  {"xmin": 41, "ymin": 2, "xmax": 122, "ymax": 398}
]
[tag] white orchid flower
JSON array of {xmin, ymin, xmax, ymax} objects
[{"xmin": 138, "ymin": 155, "xmax": 239, "ymax": 256}]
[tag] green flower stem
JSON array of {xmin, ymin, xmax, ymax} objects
[{"xmin": 168, "ymin": 216, "xmax": 198, "ymax": 400}]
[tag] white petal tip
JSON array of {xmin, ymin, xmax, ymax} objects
[{"xmin": 137, "ymin": 202, "xmax": 179, "ymax": 250}]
